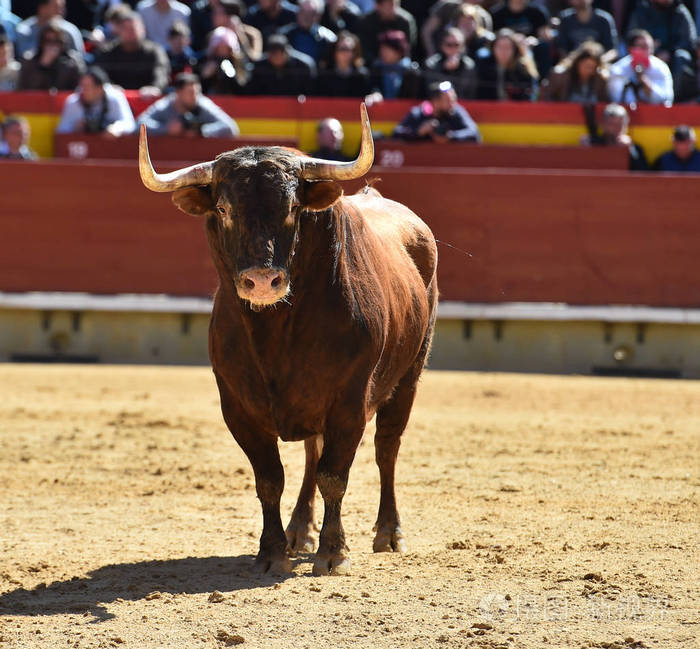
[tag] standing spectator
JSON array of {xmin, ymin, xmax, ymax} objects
[
  {"xmin": 279, "ymin": 0, "xmax": 337, "ymax": 64},
  {"xmin": 423, "ymin": 26, "xmax": 478, "ymax": 98},
  {"xmin": 321, "ymin": 0, "xmax": 362, "ymax": 35},
  {"xmin": 14, "ymin": 0, "xmax": 84, "ymax": 58},
  {"xmin": 95, "ymin": 10, "xmax": 170, "ymax": 93},
  {"xmin": 166, "ymin": 21, "xmax": 198, "ymax": 81},
  {"xmin": 17, "ymin": 20, "xmax": 84, "ymax": 90},
  {"xmin": 454, "ymin": 4, "xmax": 496, "ymax": 61},
  {"xmin": 476, "ymin": 28, "xmax": 539, "ymax": 100},
  {"xmin": 580, "ymin": 102, "xmax": 648, "ymax": 170},
  {"xmin": 626, "ymin": 0, "xmax": 696, "ymax": 96},
  {"xmin": 557, "ymin": 0, "xmax": 618, "ymax": 56},
  {"xmin": 244, "ymin": 0, "xmax": 298, "ymax": 43},
  {"xmin": 0, "ymin": 115, "xmax": 37, "ymax": 159},
  {"xmin": 540, "ymin": 40, "xmax": 610, "ymax": 101},
  {"xmin": 315, "ymin": 30, "xmax": 370, "ymax": 96},
  {"xmin": 608, "ymin": 29, "xmax": 673, "ymax": 105},
  {"xmin": 246, "ymin": 33, "xmax": 316, "ymax": 95},
  {"xmin": 392, "ymin": 80, "xmax": 481, "ymax": 142},
  {"xmin": 137, "ymin": 0, "xmax": 191, "ymax": 50},
  {"xmin": 309, "ymin": 117, "xmax": 350, "ymax": 160},
  {"xmin": 211, "ymin": 0, "xmax": 263, "ymax": 63},
  {"xmin": 0, "ymin": 29, "xmax": 20, "ymax": 90},
  {"xmin": 490, "ymin": 0, "xmax": 549, "ymax": 37},
  {"xmin": 56, "ymin": 67, "xmax": 136, "ymax": 136},
  {"xmin": 421, "ymin": 0, "xmax": 493, "ymax": 58},
  {"xmin": 652, "ymin": 125, "xmax": 700, "ymax": 171},
  {"xmin": 197, "ymin": 25, "xmax": 249, "ymax": 93},
  {"xmin": 367, "ymin": 29, "xmax": 421, "ymax": 100},
  {"xmin": 357, "ymin": 0, "xmax": 418, "ymax": 64},
  {"xmin": 137, "ymin": 72, "xmax": 239, "ymax": 136}
]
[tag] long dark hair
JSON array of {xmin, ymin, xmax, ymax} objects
[{"xmin": 36, "ymin": 20, "xmax": 68, "ymax": 59}]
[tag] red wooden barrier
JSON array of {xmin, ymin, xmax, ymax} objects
[{"xmin": 1, "ymin": 160, "xmax": 699, "ymax": 307}]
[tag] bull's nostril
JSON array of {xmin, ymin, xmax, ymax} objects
[
  {"xmin": 244, "ymin": 278, "xmax": 255, "ymax": 290},
  {"xmin": 271, "ymin": 275, "xmax": 282, "ymax": 288}
]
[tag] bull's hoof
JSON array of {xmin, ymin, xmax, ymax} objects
[
  {"xmin": 312, "ymin": 551, "xmax": 351, "ymax": 576},
  {"xmin": 373, "ymin": 525, "xmax": 407, "ymax": 553},
  {"xmin": 285, "ymin": 519, "xmax": 316, "ymax": 554},
  {"xmin": 254, "ymin": 552, "xmax": 292, "ymax": 575}
]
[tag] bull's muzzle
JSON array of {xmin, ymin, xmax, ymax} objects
[{"xmin": 236, "ymin": 267, "xmax": 290, "ymax": 307}]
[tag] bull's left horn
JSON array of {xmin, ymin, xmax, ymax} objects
[
  {"xmin": 300, "ymin": 103, "xmax": 374, "ymax": 181},
  {"xmin": 139, "ymin": 124, "xmax": 214, "ymax": 192}
]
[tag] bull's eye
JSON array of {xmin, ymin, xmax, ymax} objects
[{"xmin": 217, "ymin": 205, "xmax": 226, "ymax": 216}]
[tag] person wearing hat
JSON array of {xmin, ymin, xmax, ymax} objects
[
  {"xmin": 366, "ymin": 29, "xmax": 421, "ymax": 101},
  {"xmin": 136, "ymin": 72, "xmax": 239, "ymax": 137},
  {"xmin": 247, "ymin": 33, "xmax": 315, "ymax": 95},
  {"xmin": 56, "ymin": 66, "xmax": 135, "ymax": 137},
  {"xmin": 392, "ymin": 80, "xmax": 481, "ymax": 142},
  {"xmin": 652, "ymin": 125, "xmax": 700, "ymax": 171}
]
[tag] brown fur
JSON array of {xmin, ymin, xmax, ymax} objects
[{"xmin": 171, "ymin": 145, "xmax": 438, "ymax": 574}]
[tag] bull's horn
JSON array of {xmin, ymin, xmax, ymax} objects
[
  {"xmin": 138, "ymin": 124, "xmax": 214, "ymax": 192},
  {"xmin": 300, "ymin": 103, "xmax": 374, "ymax": 181}
]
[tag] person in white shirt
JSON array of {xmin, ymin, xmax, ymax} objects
[
  {"xmin": 608, "ymin": 29, "xmax": 674, "ymax": 106},
  {"xmin": 137, "ymin": 0, "xmax": 191, "ymax": 49},
  {"xmin": 56, "ymin": 66, "xmax": 136, "ymax": 137}
]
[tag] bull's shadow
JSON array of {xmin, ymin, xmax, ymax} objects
[{"xmin": 0, "ymin": 554, "xmax": 298, "ymax": 622}]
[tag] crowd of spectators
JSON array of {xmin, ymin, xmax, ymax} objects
[{"xmin": 2, "ymin": 0, "xmax": 700, "ymax": 104}]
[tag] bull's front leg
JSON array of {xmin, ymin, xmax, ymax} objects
[{"xmin": 313, "ymin": 427, "xmax": 363, "ymax": 576}]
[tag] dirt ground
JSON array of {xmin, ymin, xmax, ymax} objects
[{"xmin": 0, "ymin": 365, "xmax": 697, "ymax": 649}]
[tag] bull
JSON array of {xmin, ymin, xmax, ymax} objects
[{"xmin": 138, "ymin": 105, "xmax": 438, "ymax": 576}]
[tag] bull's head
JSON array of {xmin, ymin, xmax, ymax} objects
[{"xmin": 139, "ymin": 105, "xmax": 374, "ymax": 309}]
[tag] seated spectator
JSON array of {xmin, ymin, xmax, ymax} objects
[
  {"xmin": 14, "ymin": 0, "xmax": 84, "ymax": 58},
  {"xmin": 197, "ymin": 25, "xmax": 249, "ymax": 93},
  {"xmin": 557, "ymin": 0, "xmax": 618, "ymax": 56},
  {"xmin": 421, "ymin": 0, "xmax": 493, "ymax": 58},
  {"xmin": 245, "ymin": 0, "xmax": 298, "ymax": 44},
  {"xmin": 366, "ymin": 29, "xmax": 421, "ymax": 101},
  {"xmin": 56, "ymin": 67, "xmax": 135, "ymax": 137},
  {"xmin": 95, "ymin": 10, "xmax": 170, "ymax": 94},
  {"xmin": 137, "ymin": 72, "xmax": 239, "ymax": 137},
  {"xmin": 315, "ymin": 30, "xmax": 370, "ymax": 96},
  {"xmin": 490, "ymin": 0, "xmax": 549, "ymax": 37},
  {"xmin": 627, "ymin": 0, "xmax": 696, "ymax": 97},
  {"xmin": 540, "ymin": 40, "xmax": 610, "ymax": 101},
  {"xmin": 652, "ymin": 124, "xmax": 700, "ymax": 171},
  {"xmin": 279, "ymin": 0, "xmax": 337, "ymax": 64},
  {"xmin": 357, "ymin": 0, "xmax": 417, "ymax": 65},
  {"xmin": 580, "ymin": 102, "xmax": 648, "ymax": 170},
  {"xmin": 137, "ymin": 0, "xmax": 191, "ymax": 50},
  {"xmin": 212, "ymin": 0, "xmax": 263, "ymax": 63},
  {"xmin": 17, "ymin": 20, "xmax": 85, "ymax": 90},
  {"xmin": 476, "ymin": 28, "xmax": 539, "ymax": 100},
  {"xmin": 0, "ymin": 115, "xmax": 37, "ymax": 159},
  {"xmin": 454, "ymin": 4, "xmax": 496, "ymax": 61},
  {"xmin": 166, "ymin": 21, "xmax": 198, "ymax": 81},
  {"xmin": 393, "ymin": 80, "xmax": 481, "ymax": 142},
  {"xmin": 423, "ymin": 26, "xmax": 477, "ymax": 98},
  {"xmin": 321, "ymin": 0, "xmax": 362, "ymax": 35},
  {"xmin": 246, "ymin": 33, "xmax": 316, "ymax": 95},
  {"xmin": 0, "ymin": 29, "xmax": 20, "ymax": 90},
  {"xmin": 309, "ymin": 117, "xmax": 351, "ymax": 160},
  {"xmin": 608, "ymin": 29, "xmax": 673, "ymax": 106}
]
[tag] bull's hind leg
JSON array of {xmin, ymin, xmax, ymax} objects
[
  {"xmin": 286, "ymin": 435, "xmax": 322, "ymax": 553},
  {"xmin": 373, "ymin": 320, "xmax": 435, "ymax": 553}
]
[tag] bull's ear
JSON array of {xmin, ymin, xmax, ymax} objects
[
  {"xmin": 172, "ymin": 187, "xmax": 214, "ymax": 217},
  {"xmin": 301, "ymin": 180, "xmax": 343, "ymax": 212}
]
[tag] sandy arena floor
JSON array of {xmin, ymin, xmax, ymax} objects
[{"xmin": 0, "ymin": 365, "xmax": 697, "ymax": 649}]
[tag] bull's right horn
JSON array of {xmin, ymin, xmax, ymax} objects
[{"xmin": 139, "ymin": 124, "xmax": 214, "ymax": 192}]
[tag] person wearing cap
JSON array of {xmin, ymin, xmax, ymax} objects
[
  {"xmin": 392, "ymin": 80, "xmax": 481, "ymax": 142},
  {"xmin": 136, "ymin": 72, "xmax": 239, "ymax": 137},
  {"xmin": 0, "ymin": 29, "xmax": 20, "ymax": 90},
  {"xmin": 56, "ymin": 66, "xmax": 136, "ymax": 137},
  {"xmin": 137, "ymin": 0, "xmax": 191, "ymax": 50},
  {"xmin": 0, "ymin": 115, "xmax": 37, "ymax": 160},
  {"xmin": 357, "ymin": 0, "xmax": 417, "ymax": 65},
  {"xmin": 247, "ymin": 33, "xmax": 316, "ymax": 95},
  {"xmin": 366, "ymin": 29, "xmax": 421, "ymax": 101},
  {"xmin": 652, "ymin": 125, "xmax": 700, "ymax": 171}
]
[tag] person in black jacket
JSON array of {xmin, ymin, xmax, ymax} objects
[
  {"xmin": 247, "ymin": 33, "xmax": 316, "ymax": 95},
  {"xmin": 315, "ymin": 30, "xmax": 370, "ymax": 96},
  {"xmin": 392, "ymin": 80, "xmax": 481, "ymax": 142},
  {"xmin": 367, "ymin": 29, "xmax": 421, "ymax": 100},
  {"xmin": 422, "ymin": 27, "xmax": 477, "ymax": 99}
]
